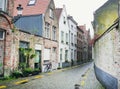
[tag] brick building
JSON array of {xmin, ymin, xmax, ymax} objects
[
  {"xmin": 14, "ymin": 0, "xmax": 59, "ymax": 72},
  {"xmin": 0, "ymin": 0, "xmax": 17, "ymax": 76},
  {"xmin": 77, "ymin": 26, "xmax": 84, "ymax": 64},
  {"xmin": 79, "ymin": 25, "xmax": 88, "ymax": 63}
]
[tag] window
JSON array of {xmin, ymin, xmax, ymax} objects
[
  {"xmin": 45, "ymin": 22, "xmax": 50, "ymax": 38},
  {"xmin": 71, "ymin": 25, "xmax": 73, "ymax": 30},
  {"xmin": 66, "ymin": 33, "xmax": 68, "ymax": 44},
  {"xmin": 63, "ymin": 16, "xmax": 66, "ymax": 24},
  {"xmin": 74, "ymin": 50, "xmax": 76, "ymax": 60},
  {"xmin": 74, "ymin": 35, "xmax": 77, "ymax": 45},
  {"xmin": 71, "ymin": 49, "xmax": 73, "ymax": 60},
  {"xmin": 0, "ymin": 30, "xmax": 5, "ymax": 40},
  {"xmin": 52, "ymin": 26, "xmax": 56, "ymax": 40},
  {"xmin": 49, "ymin": 8, "xmax": 54, "ymax": 18},
  {"xmin": 65, "ymin": 50, "xmax": 68, "ymax": 61},
  {"xmin": 61, "ymin": 31, "xmax": 64, "ymax": 43},
  {"xmin": 19, "ymin": 41, "xmax": 29, "ymax": 48},
  {"xmin": 53, "ymin": 47, "xmax": 56, "ymax": 53},
  {"xmin": 0, "ymin": 0, "xmax": 7, "ymax": 11},
  {"xmin": 28, "ymin": 0, "xmax": 36, "ymax": 5},
  {"xmin": 19, "ymin": 41, "xmax": 29, "ymax": 63},
  {"xmin": 60, "ymin": 49, "xmax": 62, "ymax": 60},
  {"xmin": 71, "ymin": 33, "xmax": 73, "ymax": 44}
]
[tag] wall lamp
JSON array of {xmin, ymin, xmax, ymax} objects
[
  {"xmin": 0, "ymin": 4, "xmax": 23, "ymax": 23},
  {"xmin": 12, "ymin": 4, "xmax": 23, "ymax": 23}
]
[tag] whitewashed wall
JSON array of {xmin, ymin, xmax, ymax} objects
[
  {"xmin": 58, "ymin": 5, "xmax": 69, "ymax": 66},
  {"xmin": 94, "ymin": 28, "xmax": 120, "ymax": 86}
]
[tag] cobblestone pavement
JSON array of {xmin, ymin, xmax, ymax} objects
[{"xmin": 0, "ymin": 62, "xmax": 104, "ymax": 89}]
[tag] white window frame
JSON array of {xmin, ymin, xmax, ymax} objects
[
  {"xmin": 49, "ymin": 8, "xmax": 54, "ymax": 19},
  {"xmin": 0, "ymin": 30, "xmax": 5, "ymax": 40},
  {"xmin": 28, "ymin": 0, "xmax": 36, "ymax": 5},
  {"xmin": 66, "ymin": 33, "xmax": 68, "ymax": 44},
  {"xmin": 45, "ymin": 22, "xmax": 50, "ymax": 38},
  {"xmin": 0, "ymin": 0, "xmax": 7, "ymax": 11}
]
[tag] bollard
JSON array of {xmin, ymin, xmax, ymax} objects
[{"xmin": 75, "ymin": 84, "xmax": 80, "ymax": 89}]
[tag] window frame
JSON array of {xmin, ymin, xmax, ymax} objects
[
  {"xmin": 0, "ymin": 30, "xmax": 5, "ymax": 40},
  {"xmin": 61, "ymin": 31, "xmax": 64, "ymax": 43},
  {"xmin": 49, "ymin": 8, "xmax": 54, "ymax": 19},
  {"xmin": 28, "ymin": 0, "xmax": 36, "ymax": 5},
  {"xmin": 45, "ymin": 22, "xmax": 50, "ymax": 38},
  {"xmin": 0, "ymin": 0, "xmax": 7, "ymax": 11},
  {"xmin": 52, "ymin": 26, "xmax": 56, "ymax": 41},
  {"xmin": 66, "ymin": 33, "xmax": 68, "ymax": 44}
]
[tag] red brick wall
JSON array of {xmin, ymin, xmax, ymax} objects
[{"xmin": 0, "ymin": 0, "xmax": 14, "ymax": 76}]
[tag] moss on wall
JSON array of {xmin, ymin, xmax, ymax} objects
[{"xmin": 94, "ymin": 0, "xmax": 118, "ymax": 36}]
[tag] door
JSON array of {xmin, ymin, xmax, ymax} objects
[
  {"xmin": 0, "ymin": 30, "xmax": 5, "ymax": 76},
  {"xmin": 35, "ymin": 50, "xmax": 41, "ymax": 71}
]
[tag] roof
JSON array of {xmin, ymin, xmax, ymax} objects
[
  {"xmin": 79, "ymin": 25, "xmax": 89, "ymax": 38},
  {"xmin": 79, "ymin": 25, "xmax": 86, "ymax": 33},
  {"xmin": 15, "ymin": 15, "xmax": 43, "ymax": 36},
  {"xmin": 77, "ymin": 26, "xmax": 84, "ymax": 33},
  {"xmin": 67, "ymin": 15, "xmax": 78, "ymax": 25},
  {"xmin": 14, "ymin": 0, "xmax": 50, "ymax": 16},
  {"xmin": 55, "ymin": 8, "xmax": 62, "ymax": 21}
]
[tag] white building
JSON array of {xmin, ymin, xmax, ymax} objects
[
  {"xmin": 67, "ymin": 16, "xmax": 78, "ymax": 65},
  {"xmin": 55, "ymin": 5, "xmax": 70, "ymax": 68}
]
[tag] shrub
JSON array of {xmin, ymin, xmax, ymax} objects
[
  {"xmin": 11, "ymin": 70, "xmax": 23, "ymax": 78},
  {"xmin": 32, "ymin": 69, "xmax": 40, "ymax": 75},
  {"xmin": 22, "ymin": 68, "xmax": 34, "ymax": 77}
]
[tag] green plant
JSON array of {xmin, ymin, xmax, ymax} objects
[
  {"xmin": 11, "ymin": 70, "xmax": 23, "ymax": 78},
  {"xmin": 32, "ymin": 68, "xmax": 40, "ymax": 75},
  {"xmin": 19, "ymin": 48, "xmax": 36, "ymax": 68},
  {"xmin": 22, "ymin": 68, "xmax": 34, "ymax": 77},
  {"xmin": 19, "ymin": 63, "xmax": 26, "ymax": 71}
]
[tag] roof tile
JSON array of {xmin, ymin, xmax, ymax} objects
[{"xmin": 14, "ymin": 0, "xmax": 50, "ymax": 16}]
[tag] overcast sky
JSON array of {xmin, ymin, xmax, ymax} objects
[{"xmin": 54, "ymin": 0, "xmax": 108, "ymax": 38}]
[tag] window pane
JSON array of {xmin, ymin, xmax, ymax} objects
[
  {"xmin": 19, "ymin": 41, "xmax": 29, "ymax": 48},
  {"xmin": 0, "ymin": 31, "xmax": 4, "ymax": 40},
  {"xmin": 52, "ymin": 26, "xmax": 56, "ymax": 40},
  {"xmin": 61, "ymin": 31, "xmax": 64, "ymax": 43},
  {"xmin": 49, "ymin": 8, "xmax": 54, "ymax": 18},
  {"xmin": 28, "ymin": 0, "xmax": 36, "ymax": 5},
  {"xmin": 45, "ymin": 22, "xmax": 50, "ymax": 38},
  {"xmin": 0, "ymin": 0, "xmax": 7, "ymax": 11}
]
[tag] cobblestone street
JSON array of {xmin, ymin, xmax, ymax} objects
[{"xmin": 1, "ymin": 62, "xmax": 104, "ymax": 89}]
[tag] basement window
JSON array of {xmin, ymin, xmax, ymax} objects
[{"xmin": 28, "ymin": 0, "xmax": 36, "ymax": 5}]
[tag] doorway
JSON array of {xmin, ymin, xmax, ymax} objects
[{"xmin": 35, "ymin": 50, "xmax": 41, "ymax": 72}]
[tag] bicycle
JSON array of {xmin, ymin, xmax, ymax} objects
[{"xmin": 44, "ymin": 62, "xmax": 52, "ymax": 72}]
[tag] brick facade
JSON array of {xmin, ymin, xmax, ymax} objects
[
  {"xmin": 0, "ymin": 0, "xmax": 14, "ymax": 76},
  {"xmin": 77, "ymin": 26, "xmax": 84, "ymax": 64}
]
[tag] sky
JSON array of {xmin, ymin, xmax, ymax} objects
[{"xmin": 54, "ymin": 0, "xmax": 108, "ymax": 38}]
